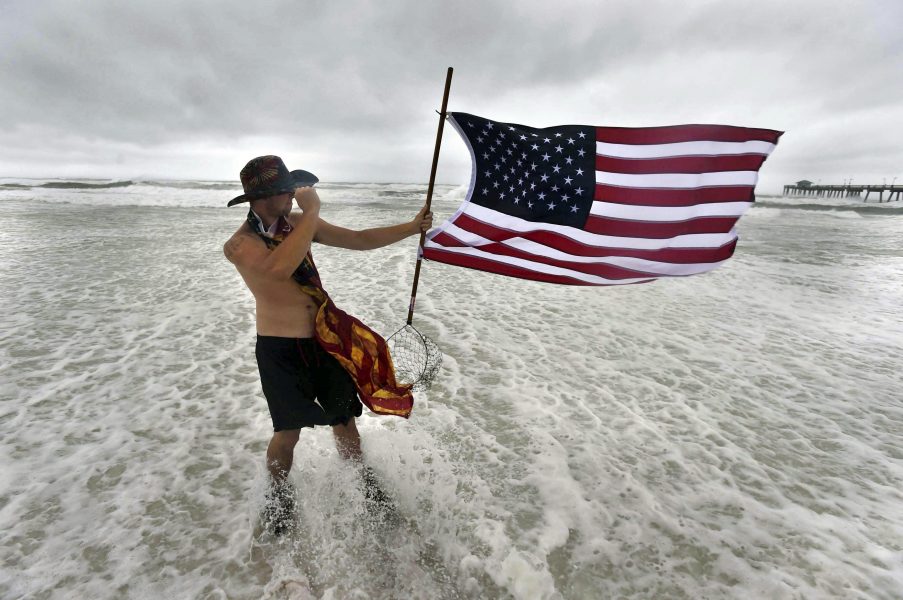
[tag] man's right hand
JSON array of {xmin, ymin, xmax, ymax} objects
[{"xmin": 294, "ymin": 186, "xmax": 320, "ymax": 213}]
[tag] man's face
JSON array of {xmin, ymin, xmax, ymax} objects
[
  {"xmin": 252, "ymin": 191, "xmax": 294, "ymax": 217},
  {"xmin": 278, "ymin": 192, "xmax": 293, "ymax": 216}
]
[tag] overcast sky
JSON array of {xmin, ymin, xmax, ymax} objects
[{"xmin": 1, "ymin": 0, "xmax": 901, "ymax": 193}]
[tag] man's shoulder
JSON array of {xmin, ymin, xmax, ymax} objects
[{"xmin": 223, "ymin": 224, "xmax": 260, "ymax": 263}]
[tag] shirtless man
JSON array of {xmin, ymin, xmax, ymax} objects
[{"xmin": 222, "ymin": 156, "xmax": 431, "ymax": 530}]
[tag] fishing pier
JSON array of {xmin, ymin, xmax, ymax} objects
[{"xmin": 783, "ymin": 180, "xmax": 902, "ymax": 202}]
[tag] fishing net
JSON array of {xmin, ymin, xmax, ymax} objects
[{"xmin": 387, "ymin": 324, "xmax": 442, "ymax": 391}]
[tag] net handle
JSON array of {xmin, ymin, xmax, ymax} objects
[{"xmin": 407, "ymin": 67, "xmax": 453, "ymax": 325}]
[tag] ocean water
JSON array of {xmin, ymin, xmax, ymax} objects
[{"xmin": 0, "ymin": 179, "xmax": 901, "ymax": 599}]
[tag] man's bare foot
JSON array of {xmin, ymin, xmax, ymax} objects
[{"xmin": 360, "ymin": 466, "xmax": 398, "ymax": 522}]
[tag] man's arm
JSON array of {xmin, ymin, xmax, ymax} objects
[
  {"xmin": 224, "ymin": 188, "xmax": 321, "ymax": 278},
  {"xmin": 314, "ymin": 205, "xmax": 433, "ymax": 250}
]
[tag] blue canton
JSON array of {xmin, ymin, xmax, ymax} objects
[{"xmin": 451, "ymin": 112, "xmax": 596, "ymax": 228}]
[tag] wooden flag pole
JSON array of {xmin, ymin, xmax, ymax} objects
[{"xmin": 406, "ymin": 66, "xmax": 453, "ymax": 325}]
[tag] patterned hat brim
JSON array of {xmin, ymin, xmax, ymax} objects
[{"xmin": 227, "ymin": 169, "xmax": 319, "ymax": 207}]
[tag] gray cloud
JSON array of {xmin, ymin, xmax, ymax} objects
[{"xmin": 1, "ymin": 0, "xmax": 901, "ymax": 191}]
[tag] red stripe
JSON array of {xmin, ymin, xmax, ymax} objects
[
  {"xmin": 594, "ymin": 184, "xmax": 755, "ymax": 206},
  {"xmin": 595, "ymin": 154, "xmax": 766, "ymax": 175},
  {"xmin": 422, "ymin": 247, "xmax": 655, "ymax": 286},
  {"xmin": 430, "ymin": 231, "xmax": 466, "ymax": 247},
  {"xmin": 595, "ymin": 125, "xmax": 782, "ymax": 145},
  {"xmin": 583, "ymin": 215, "xmax": 739, "ymax": 238},
  {"xmin": 439, "ymin": 213, "xmax": 739, "ymax": 263}
]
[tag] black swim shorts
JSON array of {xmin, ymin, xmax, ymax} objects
[{"xmin": 255, "ymin": 335, "xmax": 363, "ymax": 431}]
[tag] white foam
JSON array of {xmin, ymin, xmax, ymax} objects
[{"xmin": 1, "ymin": 185, "xmax": 901, "ymax": 598}]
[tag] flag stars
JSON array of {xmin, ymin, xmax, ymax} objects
[{"xmin": 468, "ymin": 118, "xmax": 596, "ymax": 224}]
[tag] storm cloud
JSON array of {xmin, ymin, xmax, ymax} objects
[{"xmin": 1, "ymin": 0, "xmax": 900, "ymax": 192}]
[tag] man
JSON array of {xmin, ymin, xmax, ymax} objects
[{"xmin": 223, "ymin": 156, "xmax": 432, "ymax": 533}]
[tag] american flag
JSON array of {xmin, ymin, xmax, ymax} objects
[{"xmin": 422, "ymin": 112, "xmax": 782, "ymax": 285}]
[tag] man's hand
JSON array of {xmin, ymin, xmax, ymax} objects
[
  {"xmin": 294, "ymin": 186, "xmax": 321, "ymax": 213},
  {"xmin": 411, "ymin": 205, "xmax": 433, "ymax": 235}
]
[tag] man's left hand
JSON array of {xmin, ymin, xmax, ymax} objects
[{"xmin": 411, "ymin": 205, "xmax": 433, "ymax": 235}]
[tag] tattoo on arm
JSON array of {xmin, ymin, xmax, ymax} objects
[{"xmin": 224, "ymin": 235, "xmax": 245, "ymax": 261}]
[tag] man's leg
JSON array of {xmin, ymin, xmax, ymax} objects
[
  {"xmin": 332, "ymin": 418, "xmax": 363, "ymax": 461},
  {"xmin": 332, "ymin": 419, "xmax": 396, "ymax": 514},
  {"xmin": 267, "ymin": 429, "xmax": 301, "ymax": 482}
]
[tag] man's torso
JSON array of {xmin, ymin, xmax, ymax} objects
[{"xmin": 229, "ymin": 220, "xmax": 319, "ymax": 338}]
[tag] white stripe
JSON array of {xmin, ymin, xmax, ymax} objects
[
  {"xmin": 595, "ymin": 170, "xmax": 759, "ymax": 189},
  {"xmin": 441, "ymin": 222, "xmax": 495, "ymax": 246},
  {"xmin": 589, "ymin": 201, "xmax": 753, "ymax": 221},
  {"xmin": 596, "ymin": 139, "xmax": 776, "ymax": 159},
  {"xmin": 438, "ymin": 222, "xmax": 729, "ymax": 275},
  {"xmin": 428, "ymin": 202, "xmax": 739, "ymax": 250}
]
